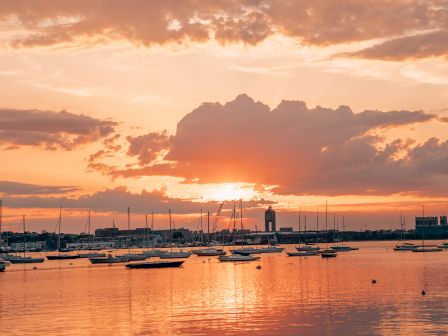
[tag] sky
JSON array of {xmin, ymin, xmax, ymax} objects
[{"xmin": 0, "ymin": 0, "xmax": 448, "ymax": 233}]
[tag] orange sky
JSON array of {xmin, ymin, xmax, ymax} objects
[{"xmin": 0, "ymin": 1, "xmax": 448, "ymax": 233}]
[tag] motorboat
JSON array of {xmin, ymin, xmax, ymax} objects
[
  {"xmin": 394, "ymin": 244, "xmax": 417, "ymax": 251},
  {"xmin": 287, "ymin": 250, "xmax": 320, "ymax": 257},
  {"xmin": 261, "ymin": 246, "xmax": 284, "ymax": 253},
  {"xmin": 438, "ymin": 243, "xmax": 448, "ymax": 249},
  {"xmin": 218, "ymin": 254, "xmax": 260, "ymax": 262},
  {"xmin": 125, "ymin": 261, "xmax": 184, "ymax": 269},
  {"xmin": 89, "ymin": 254, "xmax": 129, "ymax": 264},
  {"xmin": 195, "ymin": 248, "xmax": 226, "ymax": 256},
  {"xmin": 159, "ymin": 251, "xmax": 192, "ymax": 259}
]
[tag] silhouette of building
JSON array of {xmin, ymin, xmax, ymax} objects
[
  {"xmin": 415, "ymin": 216, "xmax": 448, "ymax": 236},
  {"xmin": 265, "ymin": 206, "xmax": 276, "ymax": 232}
]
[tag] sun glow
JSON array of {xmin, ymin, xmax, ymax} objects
[{"xmin": 204, "ymin": 183, "xmax": 255, "ymax": 202}]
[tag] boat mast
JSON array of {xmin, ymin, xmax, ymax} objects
[
  {"xmin": 145, "ymin": 213, "xmax": 149, "ymax": 252},
  {"xmin": 57, "ymin": 206, "xmax": 62, "ymax": 254},
  {"xmin": 207, "ymin": 211, "xmax": 210, "ymax": 245},
  {"xmin": 22, "ymin": 214, "xmax": 26, "ymax": 258},
  {"xmin": 316, "ymin": 210, "xmax": 319, "ymax": 244},
  {"xmin": 298, "ymin": 208, "xmax": 302, "ymax": 246},
  {"xmin": 127, "ymin": 206, "xmax": 131, "ymax": 253},
  {"xmin": 325, "ymin": 201, "xmax": 328, "ymax": 247},
  {"xmin": 88, "ymin": 210, "xmax": 91, "ymax": 249},
  {"xmin": 0, "ymin": 200, "xmax": 2, "ymax": 247},
  {"xmin": 200, "ymin": 208, "xmax": 203, "ymax": 245},
  {"xmin": 169, "ymin": 209, "xmax": 172, "ymax": 251},
  {"xmin": 304, "ymin": 215, "xmax": 307, "ymax": 245}
]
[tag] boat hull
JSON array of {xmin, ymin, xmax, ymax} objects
[
  {"xmin": 412, "ymin": 247, "xmax": 443, "ymax": 253},
  {"xmin": 9, "ymin": 258, "xmax": 44, "ymax": 264},
  {"xmin": 46, "ymin": 255, "xmax": 80, "ymax": 260},
  {"xmin": 89, "ymin": 257, "xmax": 128, "ymax": 264},
  {"xmin": 126, "ymin": 261, "xmax": 184, "ymax": 269},
  {"xmin": 321, "ymin": 253, "xmax": 337, "ymax": 258},
  {"xmin": 77, "ymin": 253, "xmax": 106, "ymax": 258},
  {"xmin": 287, "ymin": 251, "xmax": 319, "ymax": 257},
  {"xmin": 159, "ymin": 252, "xmax": 191, "ymax": 259},
  {"xmin": 218, "ymin": 255, "xmax": 260, "ymax": 262}
]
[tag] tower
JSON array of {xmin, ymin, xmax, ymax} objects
[{"xmin": 265, "ymin": 206, "xmax": 276, "ymax": 232}]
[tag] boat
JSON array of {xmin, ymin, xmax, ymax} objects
[
  {"xmin": 296, "ymin": 214, "xmax": 320, "ymax": 252},
  {"xmin": 321, "ymin": 251, "xmax": 338, "ymax": 258},
  {"xmin": 89, "ymin": 254, "xmax": 129, "ymax": 264},
  {"xmin": 330, "ymin": 246, "xmax": 352, "ymax": 252},
  {"xmin": 159, "ymin": 251, "xmax": 192, "ymax": 259},
  {"xmin": 77, "ymin": 252, "xmax": 107, "ymax": 258},
  {"xmin": 218, "ymin": 254, "xmax": 260, "ymax": 262},
  {"xmin": 394, "ymin": 213, "xmax": 415, "ymax": 251},
  {"xmin": 412, "ymin": 247, "xmax": 443, "ymax": 253},
  {"xmin": 230, "ymin": 247, "xmax": 263, "ymax": 255},
  {"xmin": 11, "ymin": 216, "xmax": 45, "ymax": 264},
  {"xmin": 47, "ymin": 207, "xmax": 80, "ymax": 260},
  {"xmin": 320, "ymin": 202, "xmax": 338, "ymax": 258},
  {"xmin": 394, "ymin": 244, "xmax": 416, "ymax": 251},
  {"xmin": 261, "ymin": 246, "xmax": 284, "ymax": 253},
  {"xmin": 0, "ymin": 263, "xmax": 5, "ymax": 272},
  {"xmin": 287, "ymin": 250, "xmax": 320, "ymax": 257},
  {"xmin": 438, "ymin": 242, "xmax": 448, "ymax": 249},
  {"xmin": 140, "ymin": 250, "xmax": 164, "ymax": 257},
  {"xmin": 195, "ymin": 248, "xmax": 226, "ymax": 256},
  {"xmin": 296, "ymin": 245, "xmax": 320, "ymax": 252},
  {"xmin": 330, "ymin": 215, "xmax": 356, "ymax": 251},
  {"xmin": 117, "ymin": 253, "xmax": 148, "ymax": 261},
  {"xmin": 125, "ymin": 260, "xmax": 184, "ymax": 269}
]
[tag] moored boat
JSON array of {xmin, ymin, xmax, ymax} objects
[
  {"xmin": 9, "ymin": 256, "xmax": 45, "ymax": 263},
  {"xmin": 230, "ymin": 248, "xmax": 263, "ymax": 255},
  {"xmin": 47, "ymin": 254, "xmax": 80, "ymax": 260},
  {"xmin": 261, "ymin": 246, "xmax": 284, "ymax": 253},
  {"xmin": 287, "ymin": 250, "xmax": 319, "ymax": 257},
  {"xmin": 412, "ymin": 247, "xmax": 443, "ymax": 253},
  {"xmin": 195, "ymin": 248, "xmax": 226, "ymax": 256},
  {"xmin": 159, "ymin": 251, "xmax": 192, "ymax": 259},
  {"xmin": 218, "ymin": 254, "xmax": 260, "ymax": 262},
  {"xmin": 77, "ymin": 252, "xmax": 107, "ymax": 258},
  {"xmin": 89, "ymin": 254, "xmax": 129, "ymax": 264},
  {"xmin": 126, "ymin": 261, "xmax": 184, "ymax": 269},
  {"xmin": 0, "ymin": 263, "xmax": 5, "ymax": 272}
]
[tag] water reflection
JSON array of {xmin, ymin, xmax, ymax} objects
[{"xmin": 1, "ymin": 242, "xmax": 448, "ymax": 335}]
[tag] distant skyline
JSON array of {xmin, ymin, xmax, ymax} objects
[{"xmin": 0, "ymin": 1, "xmax": 447, "ymax": 233}]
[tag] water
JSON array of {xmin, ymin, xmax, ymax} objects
[{"xmin": 1, "ymin": 241, "xmax": 448, "ymax": 335}]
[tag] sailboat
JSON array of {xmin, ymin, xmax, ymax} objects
[
  {"xmin": 8, "ymin": 215, "xmax": 45, "ymax": 264},
  {"xmin": 77, "ymin": 211, "xmax": 106, "ymax": 258},
  {"xmin": 288, "ymin": 214, "xmax": 319, "ymax": 256},
  {"xmin": 139, "ymin": 213, "xmax": 164, "ymax": 257},
  {"xmin": 321, "ymin": 201, "xmax": 337, "ymax": 258},
  {"xmin": 195, "ymin": 211, "xmax": 227, "ymax": 256},
  {"xmin": 331, "ymin": 215, "xmax": 356, "ymax": 251},
  {"xmin": 394, "ymin": 213, "xmax": 416, "ymax": 251},
  {"xmin": 47, "ymin": 207, "xmax": 80, "ymax": 260},
  {"xmin": 413, "ymin": 206, "xmax": 442, "ymax": 253},
  {"xmin": 220, "ymin": 200, "xmax": 260, "ymax": 262},
  {"xmin": 117, "ymin": 207, "xmax": 148, "ymax": 261},
  {"xmin": 159, "ymin": 209, "xmax": 192, "ymax": 259}
]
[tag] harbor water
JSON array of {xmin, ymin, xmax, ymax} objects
[{"xmin": 1, "ymin": 241, "xmax": 448, "ymax": 335}]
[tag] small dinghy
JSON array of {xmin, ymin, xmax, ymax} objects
[{"xmin": 126, "ymin": 261, "xmax": 184, "ymax": 269}]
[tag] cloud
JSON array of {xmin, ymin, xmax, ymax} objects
[
  {"xmin": 2, "ymin": 1, "xmax": 448, "ymax": 59},
  {"xmin": 351, "ymin": 30, "xmax": 448, "ymax": 60},
  {"xmin": 1, "ymin": 185, "xmax": 272, "ymax": 214},
  {"xmin": 0, "ymin": 108, "xmax": 117, "ymax": 150},
  {"xmin": 126, "ymin": 131, "xmax": 170, "ymax": 165},
  {"xmin": 91, "ymin": 94, "xmax": 447, "ymax": 196},
  {"xmin": 0, "ymin": 180, "xmax": 78, "ymax": 196}
]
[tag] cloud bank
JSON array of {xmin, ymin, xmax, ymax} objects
[
  {"xmin": 0, "ymin": 108, "xmax": 117, "ymax": 150},
  {"xmin": 1, "ymin": 0, "xmax": 448, "ymax": 59}
]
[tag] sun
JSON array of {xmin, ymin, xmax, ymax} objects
[{"xmin": 205, "ymin": 183, "xmax": 255, "ymax": 202}]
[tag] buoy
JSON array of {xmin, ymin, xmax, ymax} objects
[
  {"xmin": 33, "ymin": 267, "xmax": 37, "ymax": 270},
  {"xmin": 421, "ymin": 290, "xmax": 426, "ymax": 296},
  {"xmin": 372, "ymin": 279, "xmax": 377, "ymax": 284},
  {"xmin": 256, "ymin": 265, "xmax": 262, "ymax": 270}
]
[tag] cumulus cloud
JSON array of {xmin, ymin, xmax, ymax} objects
[
  {"xmin": 1, "ymin": 0, "xmax": 448, "ymax": 59},
  {"xmin": 0, "ymin": 108, "xmax": 117, "ymax": 150},
  {"xmin": 90, "ymin": 94, "xmax": 447, "ymax": 196},
  {"xmin": 0, "ymin": 180, "xmax": 78, "ymax": 196}
]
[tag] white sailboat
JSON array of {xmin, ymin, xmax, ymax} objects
[
  {"xmin": 9, "ymin": 215, "xmax": 45, "ymax": 264},
  {"xmin": 288, "ymin": 213, "xmax": 319, "ymax": 256},
  {"xmin": 159, "ymin": 209, "xmax": 192, "ymax": 259},
  {"xmin": 321, "ymin": 201, "xmax": 338, "ymax": 258},
  {"xmin": 78, "ymin": 211, "xmax": 106, "ymax": 258},
  {"xmin": 47, "ymin": 207, "xmax": 80, "ymax": 260}
]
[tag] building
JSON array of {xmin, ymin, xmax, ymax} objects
[
  {"xmin": 415, "ymin": 216, "xmax": 448, "ymax": 236},
  {"xmin": 10, "ymin": 241, "xmax": 46, "ymax": 251},
  {"xmin": 265, "ymin": 206, "xmax": 276, "ymax": 232}
]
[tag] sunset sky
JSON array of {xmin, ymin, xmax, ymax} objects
[{"xmin": 1, "ymin": 0, "xmax": 447, "ymax": 233}]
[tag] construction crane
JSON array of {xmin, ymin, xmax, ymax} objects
[{"xmin": 211, "ymin": 202, "xmax": 224, "ymax": 233}]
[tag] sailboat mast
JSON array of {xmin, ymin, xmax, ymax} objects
[
  {"xmin": 304, "ymin": 215, "xmax": 307, "ymax": 245},
  {"xmin": 169, "ymin": 209, "xmax": 172, "ymax": 251},
  {"xmin": 207, "ymin": 211, "xmax": 210, "ymax": 245},
  {"xmin": 145, "ymin": 213, "xmax": 149, "ymax": 251},
  {"xmin": 57, "ymin": 206, "xmax": 62, "ymax": 253},
  {"xmin": 200, "ymin": 208, "xmax": 203, "ymax": 244},
  {"xmin": 325, "ymin": 201, "xmax": 328, "ymax": 246},
  {"xmin": 0, "ymin": 200, "xmax": 2, "ymax": 247},
  {"xmin": 240, "ymin": 199, "xmax": 243, "ymax": 231},
  {"xmin": 23, "ymin": 214, "xmax": 26, "ymax": 258},
  {"xmin": 127, "ymin": 206, "xmax": 131, "ymax": 252},
  {"xmin": 88, "ymin": 210, "xmax": 91, "ymax": 248}
]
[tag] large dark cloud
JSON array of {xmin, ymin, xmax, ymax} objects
[
  {"xmin": 0, "ymin": 108, "xmax": 117, "ymax": 150},
  {"xmin": 91, "ymin": 94, "xmax": 448, "ymax": 196},
  {"xmin": 1, "ymin": 1, "xmax": 448, "ymax": 59},
  {"xmin": 0, "ymin": 180, "xmax": 78, "ymax": 195}
]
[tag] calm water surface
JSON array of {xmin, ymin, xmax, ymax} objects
[{"xmin": 1, "ymin": 241, "xmax": 448, "ymax": 335}]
